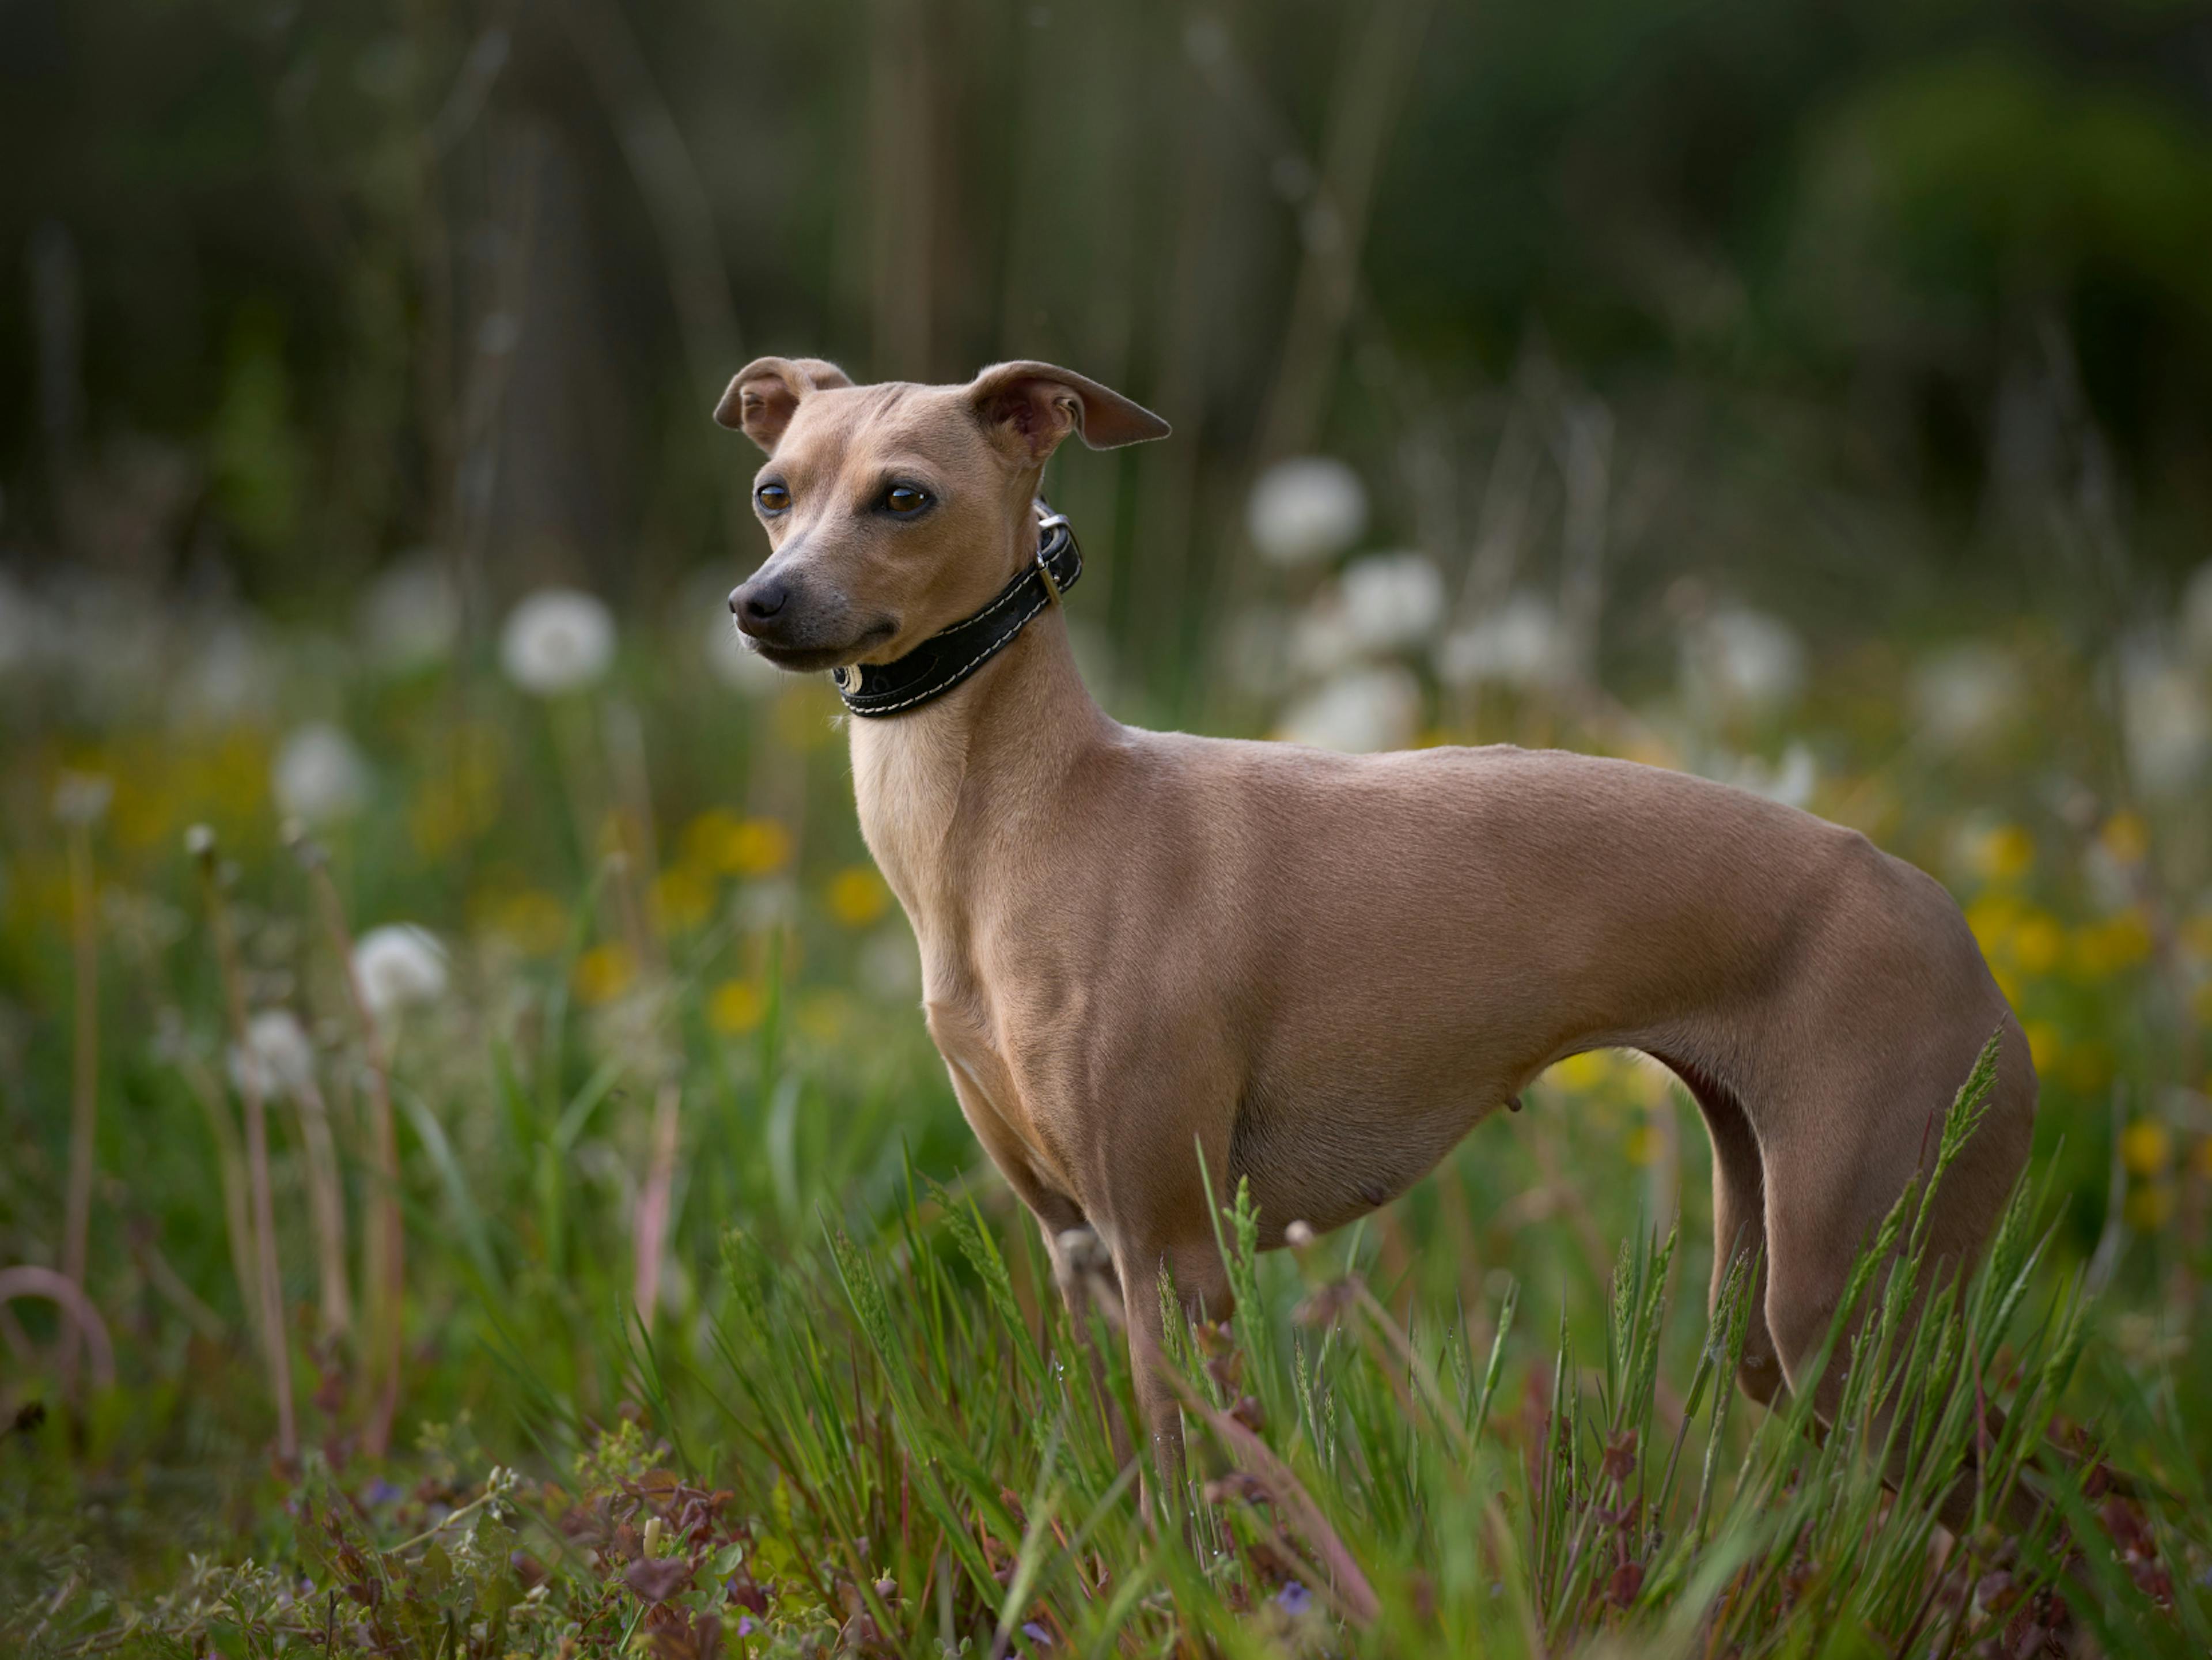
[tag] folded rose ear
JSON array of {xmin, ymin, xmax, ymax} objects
[
  {"xmin": 714, "ymin": 357, "xmax": 854, "ymax": 451},
  {"xmin": 967, "ymin": 361, "xmax": 1172, "ymax": 466}
]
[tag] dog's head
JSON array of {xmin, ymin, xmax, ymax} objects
[{"xmin": 717, "ymin": 358, "xmax": 1169, "ymax": 672}]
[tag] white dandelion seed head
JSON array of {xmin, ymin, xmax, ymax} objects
[
  {"xmin": 362, "ymin": 551, "xmax": 461, "ymax": 671},
  {"xmin": 51, "ymin": 770, "xmax": 113, "ymax": 826},
  {"xmin": 1274, "ymin": 665, "xmax": 1422, "ymax": 754},
  {"xmin": 1683, "ymin": 607, "xmax": 1805, "ymax": 717},
  {"xmin": 2118, "ymin": 641, "xmax": 2209, "ymax": 799},
  {"xmin": 1338, "ymin": 551, "xmax": 1445, "ymax": 653},
  {"xmin": 353, "ymin": 924, "xmax": 449, "ymax": 1018},
  {"xmin": 1725, "ymin": 742, "xmax": 1819, "ymax": 810},
  {"xmin": 1248, "ymin": 457, "xmax": 1368, "ymax": 567},
  {"xmin": 272, "ymin": 722, "xmax": 371, "ymax": 825},
  {"xmin": 1911, "ymin": 642, "xmax": 2024, "ymax": 750},
  {"xmin": 500, "ymin": 588, "xmax": 614, "ymax": 695},
  {"xmin": 234, "ymin": 1009, "xmax": 316, "ymax": 1101},
  {"xmin": 1436, "ymin": 592, "xmax": 1570, "ymax": 691}
]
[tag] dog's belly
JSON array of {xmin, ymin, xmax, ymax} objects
[{"xmin": 1228, "ymin": 1084, "xmax": 1507, "ymax": 1243}]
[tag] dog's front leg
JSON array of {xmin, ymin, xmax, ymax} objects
[
  {"xmin": 1112, "ymin": 1234, "xmax": 1232, "ymax": 1534},
  {"xmin": 1041, "ymin": 1223, "xmax": 1135, "ymax": 1473}
]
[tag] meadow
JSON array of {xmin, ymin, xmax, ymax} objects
[{"xmin": 4, "ymin": 530, "xmax": 2210, "ymax": 1657}]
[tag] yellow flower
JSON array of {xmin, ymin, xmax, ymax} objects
[
  {"xmin": 2097, "ymin": 811, "xmax": 2148, "ymax": 867},
  {"xmin": 490, "ymin": 890, "xmax": 569, "ymax": 956},
  {"xmin": 2123, "ymin": 1182, "xmax": 2175, "ymax": 1233},
  {"xmin": 826, "ymin": 865, "xmax": 889, "ymax": 928},
  {"xmin": 1966, "ymin": 893, "xmax": 2023, "ymax": 958},
  {"xmin": 2119, "ymin": 1120, "xmax": 2172, "ymax": 1178},
  {"xmin": 1623, "ymin": 1121, "xmax": 1657, "ymax": 1167},
  {"xmin": 2068, "ymin": 912, "xmax": 2152, "ymax": 981},
  {"xmin": 1551, "ymin": 1051, "xmax": 1614, "ymax": 1092},
  {"xmin": 680, "ymin": 808, "xmax": 744, "ymax": 870},
  {"xmin": 1967, "ymin": 823, "xmax": 2035, "ymax": 884},
  {"xmin": 572, "ymin": 941, "xmax": 637, "ymax": 1005},
  {"xmin": 707, "ymin": 978, "xmax": 765, "ymax": 1035},
  {"xmin": 651, "ymin": 866, "xmax": 715, "ymax": 935},
  {"xmin": 795, "ymin": 989, "xmax": 852, "ymax": 1042},
  {"xmin": 2022, "ymin": 1021, "xmax": 2063, "ymax": 1074},
  {"xmin": 728, "ymin": 818, "xmax": 794, "ymax": 878},
  {"xmin": 2010, "ymin": 912, "xmax": 2062, "ymax": 976}
]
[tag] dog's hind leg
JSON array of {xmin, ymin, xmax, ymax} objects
[{"xmin": 1660, "ymin": 1054, "xmax": 1786, "ymax": 1406}]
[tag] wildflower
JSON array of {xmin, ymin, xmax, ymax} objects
[
  {"xmin": 650, "ymin": 866, "xmax": 715, "ymax": 935},
  {"xmin": 1682, "ymin": 607, "xmax": 1805, "ymax": 718},
  {"xmin": 1339, "ymin": 551, "xmax": 1445, "ymax": 652},
  {"xmin": 1436, "ymin": 592, "xmax": 1569, "ymax": 690},
  {"xmin": 359, "ymin": 552, "xmax": 459, "ymax": 670},
  {"xmin": 2069, "ymin": 913, "xmax": 2152, "ymax": 981},
  {"xmin": 184, "ymin": 622, "xmax": 279, "ymax": 723},
  {"xmin": 234, "ymin": 1009, "xmax": 316, "ymax": 1101},
  {"xmin": 1275, "ymin": 665, "xmax": 1421, "ymax": 754},
  {"xmin": 272, "ymin": 723, "xmax": 371, "ymax": 825},
  {"xmin": 2022, "ymin": 1021, "xmax": 2062, "ymax": 1074},
  {"xmin": 51, "ymin": 770, "xmax": 113, "ymax": 826},
  {"xmin": 826, "ymin": 866, "xmax": 890, "ymax": 928},
  {"xmin": 1911, "ymin": 644, "xmax": 2022, "ymax": 749},
  {"xmin": 1287, "ymin": 592, "xmax": 1364, "ymax": 678},
  {"xmin": 499, "ymin": 588, "xmax": 615, "ymax": 695},
  {"xmin": 2009, "ymin": 911, "xmax": 2062, "ymax": 976},
  {"xmin": 1021, "ymin": 1621, "xmax": 1055, "ymax": 1647},
  {"xmin": 1248, "ymin": 456, "xmax": 1367, "ymax": 568},
  {"xmin": 2119, "ymin": 1120, "xmax": 2172, "ymax": 1178},
  {"xmin": 2118, "ymin": 641, "xmax": 2208, "ymax": 799},
  {"xmin": 571, "ymin": 942, "xmax": 637, "ymax": 1005},
  {"xmin": 1725, "ymin": 742, "xmax": 1817, "ymax": 809},
  {"xmin": 1959, "ymin": 822, "xmax": 2035, "ymax": 885},
  {"xmin": 709, "ymin": 980, "xmax": 764, "ymax": 1035},
  {"xmin": 353, "ymin": 924, "xmax": 449, "ymax": 1016},
  {"xmin": 2124, "ymin": 1182, "xmax": 2175, "ymax": 1232},
  {"xmin": 1272, "ymin": 1581, "xmax": 1313, "ymax": 1617},
  {"xmin": 2098, "ymin": 812, "xmax": 2149, "ymax": 868},
  {"xmin": 683, "ymin": 811, "xmax": 793, "ymax": 878},
  {"xmin": 1623, "ymin": 1120, "xmax": 1657, "ymax": 1166},
  {"xmin": 486, "ymin": 890, "xmax": 567, "ymax": 956}
]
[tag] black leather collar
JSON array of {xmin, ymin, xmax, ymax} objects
[{"xmin": 830, "ymin": 503, "xmax": 1081, "ymax": 719}]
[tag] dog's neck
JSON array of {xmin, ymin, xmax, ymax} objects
[{"xmin": 848, "ymin": 584, "xmax": 1113, "ymax": 964}]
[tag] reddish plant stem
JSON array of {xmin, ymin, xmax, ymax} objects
[{"xmin": 193, "ymin": 835, "xmax": 298, "ymax": 1462}]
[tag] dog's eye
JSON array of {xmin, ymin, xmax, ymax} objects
[
  {"xmin": 883, "ymin": 485, "xmax": 930, "ymax": 516},
  {"xmin": 755, "ymin": 482, "xmax": 790, "ymax": 513}
]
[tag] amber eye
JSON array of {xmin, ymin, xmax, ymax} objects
[
  {"xmin": 883, "ymin": 484, "xmax": 930, "ymax": 516},
  {"xmin": 755, "ymin": 482, "xmax": 790, "ymax": 513}
]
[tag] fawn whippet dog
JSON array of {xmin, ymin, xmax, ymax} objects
[{"xmin": 717, "ymin": 355, "xmax": 2036, "ymax": 1510}]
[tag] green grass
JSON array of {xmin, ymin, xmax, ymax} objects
[{"xmin": 3, "ymin": 615, "xmax": 2210, "ymax": 1655}]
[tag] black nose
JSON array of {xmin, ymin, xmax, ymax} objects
[{"xmin": 732, "ymin": 578, "xmax": 786, "ymax": 626}]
